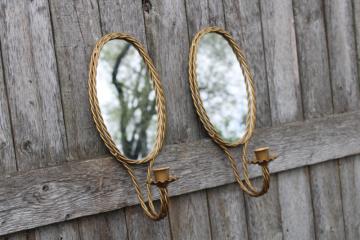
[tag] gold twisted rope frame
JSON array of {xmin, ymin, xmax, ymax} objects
[
  {"xmin": 89, "ymin": 32, "xmax": 175, "ymax": 220},
  {"xmin": 188, "ymin": 27, "xmax": 275, "ymax": 197}
]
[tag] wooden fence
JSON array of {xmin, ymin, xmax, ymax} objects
[{"xmin": 0, "ymin": 0, "xmax": 359, "ymax": 239}]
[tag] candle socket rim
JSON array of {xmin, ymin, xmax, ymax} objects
[
  {"xmin": 153, "ymin": 167, "xmax": 170, "ymax": 183},
  {"xmin": 153, "ymin": 167, "xmax": 170, "ymax": 172},
  {"xmin": 254, "ymin": 147, "xmax": 269, "ymax": 152}
]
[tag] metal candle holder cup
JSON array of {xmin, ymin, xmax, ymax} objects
[
  {"xmin": 151, "ymin": 167, "xmax": 177, "ymax": 188},
  {"xmin": 153, "ymin": 167, "xmax": 170, "ymax": 182},
  {"xmin": 251, "ymin": 147, "xmax": 277, "ymax": 165},
  {"xmin": 254, "ymin": 147, "xmax": 270, "ymax": 161}
]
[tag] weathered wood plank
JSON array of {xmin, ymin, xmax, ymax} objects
[
  {"xmin": 143, "ymin": 1, "xmax": 211, "ymax": 239},
  {"xmin": 35, "ymin": 219, "xmax": 80, "ymax": 240},
  {"xmin": 185, "ymin": 0, "xmax": 248, "ymax": 239},
  {"xmin": 125, "ymin": 205, "xmax": 170, "ymax": 240},
  {"xmin": 284, "ymin": 0, "xmax": 333, "ymax": 238},
  {"xmin": 0, "ymin": 110, "xmax": 359, "ymax": 235},
  {"xmin": 250, "ymin": 0, "xmax": 303, "ymax": 238},
  {"xmin": 223, "ymin": 0, "xmax": 271, "ymax": 128},
  {"xmin": 355, "ymin": 0, "xmax": 360, "ymax": 77},
  {"xmin": 0, "ymin": 1, "xmax": 67, "ymax": 239},
  {"xmin": 295, "ymin": 0, "xmax": 343, "ymax": 235},
  {"xmin": 325, "ymin": 0, "xmax": 360, "ymax": 239},
  {"xmin": 0, "ymin": 38, "xmax": 16, "ymax": 176},
  {"xmin": 49, "ymin": 0, "xmax": 105, "ymax": 160},
  {"xmin": 0, "ymin": 19, "xmax": 24, "ymax": 240},
  {"xmin": 222, "ymin": 0, "xmax": 273, "ymax": 238},
  {"xmin": 207, "ymin": 184, "xmax": 248, "ymax": 240},
  {"xmin": 301, "ymin": 0, "xmax": 357, "ymax": 239},
  {"xmin": 44, "ymin": 1, "xmax": 124, "ymax": 239},
  {"xmin": 99, "ymin": 1, "xmax": 172, "ymax": 239},
  {"xmin": 326, "ymin": 0, "xmax": 360, "ymax": 113},
  {"xmin": 169, "ymin": 191, "xmax": 211, "ymax": 240},
  {"xmin": 78, "ymin": 211, "xmax": 127, "ymax": 240},
  {"xmin": 0, "ymin": 0, "xmax": 67, "ymax": 170}
]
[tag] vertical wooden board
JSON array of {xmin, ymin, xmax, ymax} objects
[
  {"xmin": 169, "ymin": 191, "xmax": 211, "ymax": 240},
  {"xmin": 125, "ymin": 205, "xmax": 170, "ymax": 240},
  {"xmin": 98, "ymin": 1, "xmax": 171, "ymax": 239},
  {"xmin": 0, "ymin": 41, "xmax": 27, "ymax": 240},
  {"xmin": 277, "ymin": 169, "xmax": 314, "ymax": 240},
  {"xmin": 38, "ymin": 1, "xmax": 105, "ymax": 239},
  {"xmin": 244, "ymin": 176, "xmax": 282, "ymax": 240},
  {"xmin": 295, "ymin": 0, "xmax": 346, "ymax": 239},
  {"xmin": 223, "ymin": 0, "xmax": 288, "ymax": 238},
  {"xmin": 355, "ymin": 0, "xmax": 360, "ymax": 77},
  {"xmin": 143, "ymin": 0, "xmax": 201, "ymax": 143},
  {"xmin": 40, "ymin": 1, "xmax": 121, "ymax": 239},
  {"xmin": 293, "ymin": 0, "xmax": 332, "ymax": 119},
  {"xmin": 35, "ymin": 221, "xmax": 80, "ymax": 240},
  {"xmin": 325, "ymin": 0, "xmax": 360, "ymax": 239},
  {"xmin": 277, "ymin": 0, "xmax": 334, "ymax": 238},
  {"xmin": 0, "ymin": 44, "xmax": 16, "ymax": 174},
  {"xmin": 0, "ymin": 0, "xmax": 66, "ymax": 239},
  {"xmin": 196, "ymin": 0, "xmax": 250, "ymax": 239},
  {"xmin": 78, "ymin": 211, "xmax": 127, "ymax": 240},
  {"xmin": 144, "ymin": 1, "xmax": 211, "ymax": 239},
  {"xmin": 309, "ymin": 162, "xmax": 345, "ymax": 240},
  {"xmin": 223, "ymin": 0, "xmax": 271, "ymax": 128},
  {"xmin": 0, "ymin": 0, "xmax": 67, "ymax": 171},
  {"xmin": 223, "ymin": 0, "xmax": 283, "ymax": 239},
  {"xmin": 49, "ymin": 0, "xmax": 105, "ymax": 160},
  {"xmin": 259, "ymin": 0, "xmax": 302, "ymax": 125},
  {"xmin": 338, "ymin": 155, "xmax": 360, "ymax": 240},
  {"xmin": 207, "ymin": 184, "xmax": 248, "ymax": 240},
  {"xmin": 259, "ymin": 0, "xmax": 315, "ymax": 238},
  {"xmin": 207, "ymin": 0, "xmax": 226, "ymax": 26},
  {"xmin": 325, "ymin": 0, "xmax": 360, "ymax": 113},
  {"xmin": 2, "ymin": 231, "xmax": 33, "ymax": 240}
]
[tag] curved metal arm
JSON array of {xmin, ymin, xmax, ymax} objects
[
  {"xmin": 122, "ymin": 162, "xmax": 176, "ymax": 221},
  {"xmin": 142, "ymin": 186, "xmax": 170, "ymax": 221},
  {"xmin": 221, "ymin": 142, "xmax": 275, "ymax": 197}
]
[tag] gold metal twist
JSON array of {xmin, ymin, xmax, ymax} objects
[
  {"xmin": 188, "ymin": 26, "xmax": 271, "ymax": 197},
  {"xmin": 89, "ymin": 32, "xmax": 171, "ymax": 220}
]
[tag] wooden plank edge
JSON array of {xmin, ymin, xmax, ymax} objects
[{"xmin": 0, "ymin": 110, "xmax": 359, "ymax": 235}]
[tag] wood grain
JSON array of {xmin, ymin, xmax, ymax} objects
[
  {"xmin": 0, "ymin": 39, "xmax": 16, "ymax": 175},
  {"xmin": 0, "ymin": 1, "xmax": 67, "ymax": 239},
  {"xmin": 251, "ymin": 0, "xmax": 303, "ymax": 238},
  {"xmin": 355, "ymin": 0, "xmax": 360, "ymax": 76},
  {"xmin": 325, "ymin": 0, "xmax": 360, "ymax": 239},
  {"xmin": 0, "ymin": 13, "xmax": 21, "ymax": 240},
  {"xmin": 49, "ymin": 0, "xmax": 105, "ymax": 160},
  {"xmin": 185, "ymin": 0, "xmax": 249, "ymax": 239},
  {"xmin": 95, "ymin": 0, "xmax": 152, "ymax": 239},
  {"xmin": 0, "ymin": 111, "xmax": 359, "ymax": 235},
  {"xmin": 143, "ymin": 1, "xmax": 211, "ymax": 239},
  {"xmin": 0, "ymin": 0, "xmax": 359, "ymax": 238},
  {"xmin": 222, "ymin": 0, "xmax": 272, "ymax": 239},
  {"xmin": 44, "ymin": 1, "xmax": 126, "ymax": 239},
  {"xmin": 285, "ymin": 0, "xmax": 333, "ymax": 238},
  {"xmin": 207, "ymin": 184, "xmax": 248, "ymax": 240},
  {"xmin": 0, "ymin": 0, "xmax": 67, "ymax": 170}
]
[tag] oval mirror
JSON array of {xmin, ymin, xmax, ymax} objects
[
  {"xmin": 89, "ymin": 33, "xmax": 166, "ymax": 163},
  {"xmin": 189, "ymin": 27, "xmax": 255, "ymax": 147}
]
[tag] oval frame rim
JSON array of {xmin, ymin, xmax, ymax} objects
[
  {"xmin": 88, "ymin": 32, "xmax": 166, "ymax": 164},
  {"xmin": 188, "ymin": 26, "xmax": 256, "ymax": 148}
]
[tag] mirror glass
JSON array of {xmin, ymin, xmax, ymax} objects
[
  {"xmin": 196, "ymin": 33, "xmax": 248, "ymax": 143},
  {"xmin": 96, "ymin": 39, "xmax": 157, "ymax": 160}
]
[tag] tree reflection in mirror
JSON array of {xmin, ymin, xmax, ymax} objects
[
  {"xmin": 196, "ymin": 33, "xmax": 248, "ymax": 143},
  {"xmin": 96, "ymin": 40, "xmax": 157, "ymax": 160}
]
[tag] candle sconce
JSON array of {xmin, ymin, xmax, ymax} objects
[
  {"xmin": 88, "ymin": 32, "xmax": 177, "ymax": 220},
  {"xmin": 188, "ymin": 26, "xmax": 277, "ymax": 197}
]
